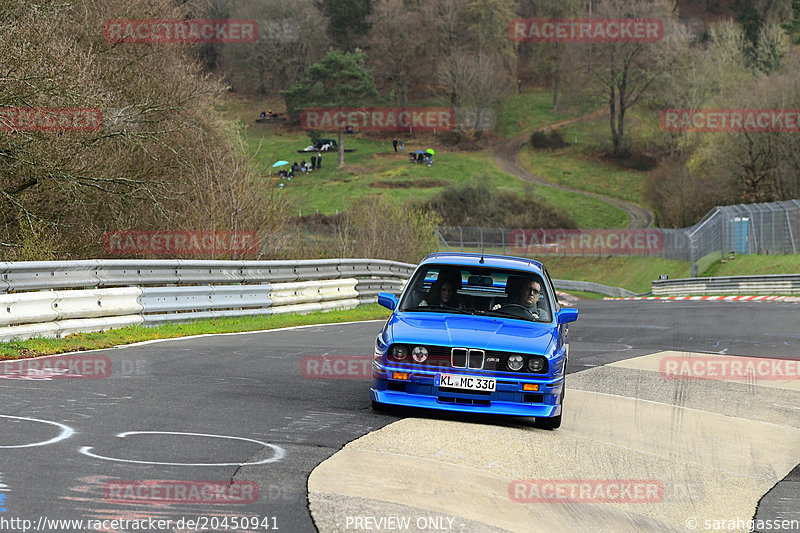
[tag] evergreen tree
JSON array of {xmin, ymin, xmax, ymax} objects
[{"xmin": 281, "ymin": 49, "xmax": 379, "ymax": 166}]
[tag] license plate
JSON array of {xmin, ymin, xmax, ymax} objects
[{"xmin": 436, "ymin": 373, "xmax": 496, "ymax": 392}]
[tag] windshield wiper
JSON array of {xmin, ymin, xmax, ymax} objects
[
  {"xmin": 402, "ymin": 305, "xmax": 469, "ymax": 314},
  {"xmin": 485, "ymin": 309, "xmax": 535, "ymax": 320}
]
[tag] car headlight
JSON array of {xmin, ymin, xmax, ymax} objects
[
  {"xmin": 527, "ymin": 357, "xmax": 546, "ymax": 372},
  {"xmin": 507, "ymin": 355, "xmax": 524, "ymax": 371},
  {"xmin": 411, "ymin": 346, "xmax": 429, "ymax": 363},
  {"xmin": 390, "ymin": 345, "xmax": 408, "ymax": 361}
]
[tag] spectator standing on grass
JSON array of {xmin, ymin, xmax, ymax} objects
[
  {"xmin": 316, "ymin": 152, "xmax": 322, "ymax": 169},
  {"xmin": 399, "ymin": 139, "xmax": 404, "ymax": 152},
  {"xmin": 392, "ymin": 137, "xmax": 398, "ymax": 152},
  {"xmin": 311, "ymin": 154, "xmax": 317, "ymax": 170}
]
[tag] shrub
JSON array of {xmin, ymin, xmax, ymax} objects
[
  {"xmin": 530, "ymin": 129, "xmax": 568, "ymax": 150},
  {"xmin": 424, "ymin": 183, "xmax": 577, "ymax": 229},
  {"xmin": 335, "ymin": 196, "xmax": 442, "ymax": 263}
]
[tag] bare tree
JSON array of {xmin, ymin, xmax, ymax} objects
[
  {"xmin": 438, "ymin": 51, "xmax": 513, "ymax": 133},
  {"xmin": 220, "ymin": 0, "xmax": 330, "ymax": 94},
  {"xmin": 0, "ymin": 0, "xmax": 287, "ymax": 258},
  {"xmin": 366, "ymin": 0, "xmax": 424, "ymax": 108},
  {"xmin": 570, "ymin": 0, "xmax": 679, "ymax": 157}
]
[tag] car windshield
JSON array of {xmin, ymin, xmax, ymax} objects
[{"xmin": 398, "ymin": 264, "xmax": 552, "ymax": 322}]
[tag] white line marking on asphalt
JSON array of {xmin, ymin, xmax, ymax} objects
[
  {"xmin": 78, "ymin": 430, "xmax": 286, "ymax": 466},
  {"xmin": 0, "ymin": 415, "xmax": 75, "ymax": 448}
]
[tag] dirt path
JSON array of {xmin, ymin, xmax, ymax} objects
[{"xmin": 493, "ymin": 109, "xmax": 654, "ymax": 229}]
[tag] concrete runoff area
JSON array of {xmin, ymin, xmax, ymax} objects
[{"xmin": 308, "ymin": 351, "xmax": 800, "ymax": 532}]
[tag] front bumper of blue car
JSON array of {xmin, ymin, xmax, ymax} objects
[{"xmin": 370, "ymin": 361, "xmax": 563, "ymax": 417}]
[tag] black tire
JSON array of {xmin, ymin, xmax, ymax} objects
[
  {"xmin": 535, "ymin": 368, "xmax": 565, "ymax": 430},
  {"xmin": 372, "ymin": 400, "xmax": 390, "ymax": 412},
  {"xmin": 533, "ymin": 414, "xmax": 561, "ymax": 430}
]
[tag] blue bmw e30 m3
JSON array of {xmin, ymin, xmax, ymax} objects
[{"xmin": 371, "ymin": 252, "xmax": 578, "ymax": 429}]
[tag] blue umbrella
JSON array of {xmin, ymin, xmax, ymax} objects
[{"xmin": 272, "ymin": 160, "xmax": 289, "ymax": 167}]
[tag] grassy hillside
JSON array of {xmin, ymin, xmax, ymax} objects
[
  {"xmin": 242, "ymin": 121, "xmax": 628, "ymax": 228},
  {"xmin": 235, "ymin": 89, "xmax": 656, "ymax": 230},
  {"xmin": 522, "ymin": 256, "xmax": 691, "ymax": 294},
  {"xmin": 497, "ymin": 90, "xmax": 596, "ymax": 138},
  {"xmin": 702, "ymin": 255, "xmax": 800, "ymax": 277},
  {"xmin": 518, "ymin": 117, "xmax": 652, "ymax": 206}
]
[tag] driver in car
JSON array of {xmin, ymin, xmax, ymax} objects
[{"xmin": 493, "ymin": 278, "xmax": 551, "ymax": 321}]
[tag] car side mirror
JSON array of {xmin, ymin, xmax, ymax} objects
[
  {"xmin": 556, "ymin": 308, "xmax": 578, "ymax": 324},
  {"xmin": 378, "ymin": 292, "xmax": 399, "ymax": 311}
]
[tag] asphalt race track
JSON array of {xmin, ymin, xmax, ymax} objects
[{"xmin": 0, "ymin": 300, "xmax": 798, "ymax": 533}]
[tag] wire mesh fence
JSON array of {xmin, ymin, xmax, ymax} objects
[{"xmin": 436, "ymin": 200, "xmax": 800, "ymax": 277}]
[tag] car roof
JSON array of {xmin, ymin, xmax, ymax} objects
[{"xmin": 419, "ymin": 252, "xmax": 544, "ymax": 273}]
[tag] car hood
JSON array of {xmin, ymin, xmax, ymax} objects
[{"xmin": 389, "ymin": 312, "xmax": 554, "ymax": 355}]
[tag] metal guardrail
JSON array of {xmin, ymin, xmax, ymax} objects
[
  {"xmin": 652, "ymin": 274, "xmax": 800, "ymax": 296},
  {"xmin": 0, "ymin": 259, "xmax": 414, "ymax": 342},
  {"xmin": 0, "ymin": 259, "xmax": 415, "ymax": 293},
  {"xmin": 3, "ymin": 259, "xmax": 792, "ymax": 342},
  {"xmin": 553, "ymin": 279, "xmax": 639, "ymax": 298}
]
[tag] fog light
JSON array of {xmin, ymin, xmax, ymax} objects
[
  {"xmin": 412, "ymin": 346, "xmax": 429, "ymax": 363},
  {"xmin": 507, "ymin": 355, "xmax": 524, "ymax": 371},
  {"xmin": 392, "ymin": 372, "xmax": 410, "ymax": 380},
  {"xmin": 390, "ymin": 345, "xmax": 408, "ymax": 361},
  {"xmin": 523, "ymin": 383, "xmax": 539, "ymax": 391},
  {"xmin": 527, "ymin": 357, "xmax": 545, "ymax": 372}
]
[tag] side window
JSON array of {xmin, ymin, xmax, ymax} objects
[{"xmin": 542, "ymin": 267, "xmax": 560, "ymax": 312}]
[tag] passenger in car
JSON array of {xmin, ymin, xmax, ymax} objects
[{"xmin": 420, "ymin": 274, "xmax": 461, "ymax": 308}]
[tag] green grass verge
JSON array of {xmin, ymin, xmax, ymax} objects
[
  {"xmin": 542, "ymin": 256, "xmax": 691, "ymax": 294},
  {"xmin": 518, "ymin": 143, "xmax": 647, "ymax": 205},
  {"xmin": 558, "ymin": 289, "xmax": 606, "ymax": 300},
  {"xmin": 701, "ymin": 255, "xmax": 800, "ymax": 277},
  {"xmin": 515, "ymin": 110, "xmax": 662, "ymax": 210},
  {"xmin": 246, "ymin": 128, "xmax": 629, "ymax": 227},
  {"xmin": 532, "ymin": 184, "xmax": 629, "ymax": 228},
  {"xmin": 246, "ymin": 123, "xmax": 593, "ymax": 219},
  {"xmin": 497, "ymin": 90, "xmax": 593, "ymax": 138},
  {"xmin": 0, "ymin": 304, "xmax": 390, "ymax": 360}
]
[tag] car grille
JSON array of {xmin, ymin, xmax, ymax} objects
[
  {"xmin": 451, "ymin": 348, "xmax": 485, "ymax": 369},
  {"xmin": 409, "ymin": 346, "xmax": 506, "ymax": 371}
]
